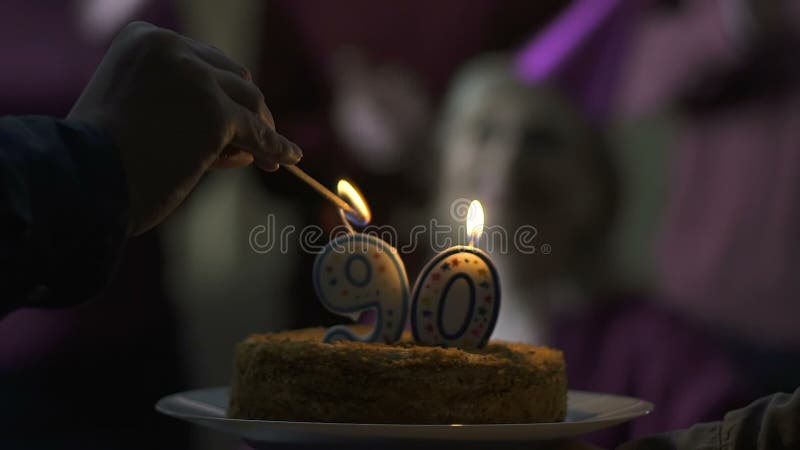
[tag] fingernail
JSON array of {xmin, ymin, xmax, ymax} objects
[{"xmin": 289, "ymin": 143, "xmax": 303, "ymax": 160}]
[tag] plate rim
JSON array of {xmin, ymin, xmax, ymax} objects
[{"xmin": 156, "ymin": 386, "xmax": 654, "ymax": 429}]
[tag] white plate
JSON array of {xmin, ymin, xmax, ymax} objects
[{"xmin": 156, "ymin": 387, "xmax": 652, "ymax": 448}]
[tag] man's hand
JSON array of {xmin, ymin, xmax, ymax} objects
[{"xmin": 68, "ymin": 21, "xmax": 301, "ymax": 236}]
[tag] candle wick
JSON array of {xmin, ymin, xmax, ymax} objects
[{"xmin": 339, "ymin": 209, "xmax": 355, "ymax": 234}]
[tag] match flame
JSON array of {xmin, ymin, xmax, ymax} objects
[
  {"xmin": 466, "ymin": 200, "xmax": 484, "ymax": 243},
  {"xmin": 337, "ymin": 179, "xmax": 371, "ymax": 226}
]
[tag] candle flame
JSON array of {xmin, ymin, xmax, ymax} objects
[
  {"xmin": 466, "ymin": 200, "xmax": 484, "ymax": 242},
  {"xmin": 337, "ymin": 179, "xmax": 371, "ymax": 226}
]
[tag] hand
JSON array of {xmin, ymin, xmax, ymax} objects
[{"xmin": 68, "ymin": 21, "xmax": 302, "ymax": 236}]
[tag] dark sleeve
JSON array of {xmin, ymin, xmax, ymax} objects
[
  {"xmin": 0, "ymin": 116, "xmax": 129, "ymax": 318},
  {"xmin": 617, "ymin": 388, "xmax": 800, "ymax": 450}
]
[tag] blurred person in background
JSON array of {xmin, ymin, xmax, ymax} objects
[
  {"xmin": 513, "ymin": 0, "xmax": 800, "ymax": 445},
  {"xmin": 433, "ymin": 54, "xmax": 617, "ymax": 345}
]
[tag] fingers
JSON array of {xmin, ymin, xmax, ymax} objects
[
  {"xmin": 183, "ymin": 40, "xmax": 297, "ymax": 170},
  {"xmin": 213, "ymin": 146, "xmax": 254, "ymax": 169},
  {"xmin": 184, "ymin": 36, "xmax": 251, "ymax": 80},
  {"xmin": 249, "ymin": 125, "xmax": 303, "ymax": 168},
  {"xmin": 260, "ymin": 126, "xmax": 303, "ymax": 165},
  {"xmin": 223, "ymin": 95, "xmax": 302, "ymax": 170},
  {"xmin": 213, "ymin": 67, "xmax": 273, "ymax": 123},
  {"xmin": 186, "ymin": 39, "xmax": 277, "ymax": 129}
]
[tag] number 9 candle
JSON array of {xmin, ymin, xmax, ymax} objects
[
  {"xmin": 410, "ymin": 200, "xmax": 500, "ymax": 348},
  {"xmin": 313, "ymin": 180, "xmax": 410, "ymax": 343}
]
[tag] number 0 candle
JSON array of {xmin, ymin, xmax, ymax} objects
[
  {"xmin": 410, "ymin": 200, "xmax": 500, "ymax": 348},
  {"xmin": 313, "ymin": 180, "xmax": 410, "ymax": 344}
]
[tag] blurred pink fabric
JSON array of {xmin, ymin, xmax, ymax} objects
[
  {"xmin": 655, "ymin": 94, "xmax": 800, "ymax": 347},
  {"xmin": 615, "ymin": 1, "xmax": 800, "ymax": 347}
]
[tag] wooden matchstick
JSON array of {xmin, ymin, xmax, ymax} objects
[{"xmin": 283, "ymin": 164, "xmax": 358, "ymax": 216}]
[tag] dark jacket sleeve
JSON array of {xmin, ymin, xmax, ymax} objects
[
  {"xmin": 0, "ymin": 116, "xmax": 129, "ymax": 318},
  {"xmin": 617, "ymin": 388, "xmax": 800, "ymax": 450}
]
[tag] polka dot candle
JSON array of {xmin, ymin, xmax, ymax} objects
[
  {"xmin": 410, "ymin": 201, "xmax": 500, "ymax": 348},
  {"xmin": 311, "ymin": 180, "xmax": 409, "ymax": 344},
  {"xmin": 313, "ymin": 233, "xmax": 409, "ymax": 343}
]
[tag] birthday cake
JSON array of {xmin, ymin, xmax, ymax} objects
[{"xmin": 228, "ymin": 327, "xmax": 567, "ymax": 424}]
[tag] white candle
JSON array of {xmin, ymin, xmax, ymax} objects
[
  {"xmin": 410, "ymin": 201, "xmax": 501, "ymax": 348},
  {"xmin": 312, "ymin": 180, "xmax": 410, "ymax": 343}
]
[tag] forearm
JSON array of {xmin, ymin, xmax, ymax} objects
[
  {"xmin": 0, "ymin": 116, "xmax": 129, "ymax": 316},
  {"xmin": 617, "ymin": 388, "xmax": 800, "ymax": 450}
]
